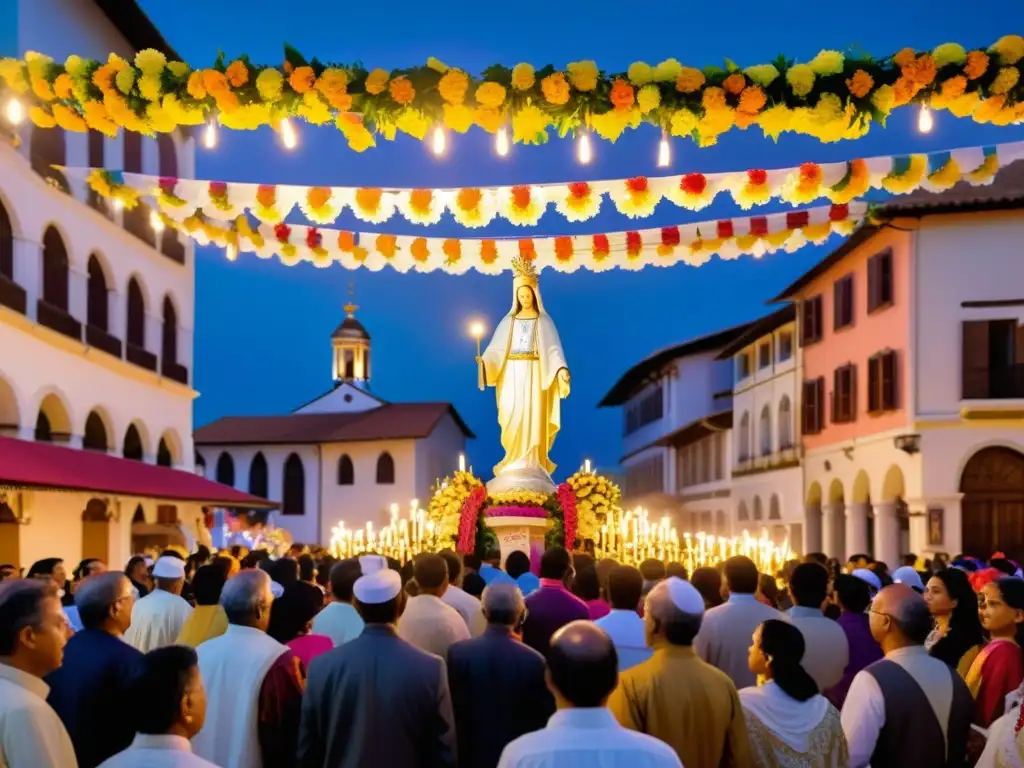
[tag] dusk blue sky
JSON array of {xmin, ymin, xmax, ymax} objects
[{"xmin": 140, "ymin": 0, "xmax": 1024, "ymax": 477}]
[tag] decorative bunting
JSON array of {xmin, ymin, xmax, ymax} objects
[
  {"xmin": 3, "ymin": 37, "xmax": 1024, "ymax": 149},
  {"xmin": 68, "ymin": 141, "xmax": 1020, "ymax": 232},
  {"xmin": 139, "ymin": 202, "xmax": 865, "ymax": 274}
]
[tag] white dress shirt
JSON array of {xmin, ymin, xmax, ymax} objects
[
  {"xmin": 0, "ymin": 663, "xmax": 78, "ymax": 768},
  {"xmin": 311, "ymin": 601, "xmax": 365, "ymax": 647},
  {"xmin": 124, "ymin": 589, "xmax": 193, "ymax": 653},
  {"xmin": 497, "ymin": 708, "xmax": 681, "ymax": 768},
  {"xmin": 841, "ymin": 645, "xmax": 954, "ymax": 768},
  {"xmin": 788, "ymin": 606, "xmax": 850, "ymax": 691},
  {"xmin": 442, "ymin": 585, "xmax": 487, "ymax": 637},
  {"xmin": 97, "ymin": 734, "xmax": 219, "ymax": 767},
  {"xmin": 398, "ymin": 593, "xmax": 471, "ymax": 658},
  {"xmin": 695, "ymin": 593, "xmax": 785, "ymax": 689},
  {"xmin": 595, "ymin": 609, "xmax": 653, "ymax": 672}
]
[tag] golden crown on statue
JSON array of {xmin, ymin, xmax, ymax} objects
[{"xmin": 511, "ymin": 254, "xmax": 539, "ymax": 280}]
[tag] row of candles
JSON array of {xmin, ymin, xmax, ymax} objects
[{"xmin": 328, "ymin": 500, "xmax": 442, "ymax": 562}]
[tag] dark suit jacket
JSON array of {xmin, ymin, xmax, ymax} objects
[
  {"xmin": 447, "ymin": 626, "xmax": 554, "ymax": 768},
  {"xmin": 298, "ymin": 624, "xmax": 456, "ymax": 768},
  {"xmin": 46, "ymin": 628, "xmax": 143, "ymax": 768}
]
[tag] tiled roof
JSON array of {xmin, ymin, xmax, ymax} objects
[
  {"xmin": 715, "ymin": 305, "xmax": 796, "ymax": 360},
  {"xmin": 598, "ymin": 322, "xmax": 754, "ymax": 407},
  {"xmin": 194, "ymin": 402, "xmax": 474, "ymax": 445}
]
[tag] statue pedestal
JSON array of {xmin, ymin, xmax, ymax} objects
[
  {"xmin": 486, "ymin": 467, "xmax": 556, "ymax": 496},
  {"xmin": 486, "ymin": 515, "xmax": 551, "ymax": 575}
]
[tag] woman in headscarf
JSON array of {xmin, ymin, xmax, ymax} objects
[
  {"xmin": 266, "ymin": 583, "xmax": 332, "ymax": 668},
  {"xmin": 740, "ymin": 619, "xmax": 848, "ymax": 767},
  {"xmin": 925, "ymin": 568, "xmax": 984, "ymax": 678},
  {"xmin": 175, "ymin": 564, "xmax": 229, "ymax": 647}
]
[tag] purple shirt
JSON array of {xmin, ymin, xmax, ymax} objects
[
  {"xmin": 523, "ymin": 579, "xmax": 590, "ymax": 657},
  {"xmin": 825, "ymin": 609, "xmax": 884, "ymax": 708},
  {"xmin": 586, "ymin": 599, "xmax": 611, "ymax": 620}
]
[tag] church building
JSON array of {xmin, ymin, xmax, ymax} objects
[{"xmin": 194, "ymin": 299, "xmax": 474, "ymax": 546}]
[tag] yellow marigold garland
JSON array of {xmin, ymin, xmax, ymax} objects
[{"xmin": 1, "ymin": 38, "xmax": 1022, "ymax": 151}]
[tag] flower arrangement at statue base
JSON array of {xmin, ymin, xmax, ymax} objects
[{"xmin": 426, "ymin": 467, "xmax": 621, "ymax": 556}]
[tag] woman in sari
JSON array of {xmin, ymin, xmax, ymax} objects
[
  {"xmin": 740, "ymin": 619, "xmax": 849, "ymax": 767},
  {"xmin": 925, "ymin": 568, "xmax": 985, "ymax": 678},
  {"xmin": 967, "ymin": 577, "xmax": 1024, "ymax": 727}
]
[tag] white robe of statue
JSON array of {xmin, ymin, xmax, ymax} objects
[{"xmin": 480, "ymin": 271, "xmax": 569, "ymax": 494}]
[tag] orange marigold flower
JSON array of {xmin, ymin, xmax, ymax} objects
[
  {"xmin": 737, "ymin": 85, "xmax": 766, "ymax": 114},
  {"xmin": 225, "ymin": 60, "xmax": 249, "ymax": 88},
  {"xmin": 411, "ymin": 237, "xmax": 429, "ymax": 262},
  {"xmin": 846, "ymin": 69, "xmax": 874, "ymax": 98},
  {"xmin": 702, "ymin": 87, "xmax": 727, "ymax": 112},
  {"xmin": 202, "ymin": 69, "xmax": 231, "ymax": 96},
  {"xmin": 609, "ymin": 78, "xmax": 635, "ymax": 111},
  {"xmin": 289, "ymin": 66, "xmax": 316, "ymax": 94},
  {"xmin": 255, "ymin": 185, "xmax": 277, "ymax": 208},
  {"xmin": 438, "ymin": 69, "xmax": 469, "ymax": 105},
  {"xmin": 31, "ymin": 77, "xmax": 54, "ymax": 102},
  {"xmin": 355, "ymin": 187, "xmax": 382, "ymax": 211},
  {"xmin": 409, "ymin": 189, "xmax": 433, "ymax": 211},
  {"xmin": 518, "ymin": 239, "xmax": 536, "ymax": 260},
  {"xmin": 307, "ymin": 187, "xmax": 331, "ymax": 210},
  {"xmin": 442, "ymin": 239, "xmax": 461, "ymax": 262},
  {"xmin": 675, "ymin": 67, "xmax": 705, "ymax": 94},
  {"xmin": 722, "ymin": 73, "xmax": 747, "ymax": 95},
  {"xmin": 480, "ymin": 240, "xmax": 498, "ymax": 264},
  {"xmin": 554, "ymin": 236, "xmax": 574, "ymax": 262},
  {"xmin": 893, "ymin": 48, "xmax": 917, "ymax": 68},
  {"xmin": 511, "ymin": 186, "xmax": 531, "ymax": 209},
  {"xmin": 186, "ymin": 71, "xmax": 207, "ymax": 100},
  {"xmin": 388, "ymin": 76, "xmax": 415, "ymax": 105},
  {"xmin": 964, "ymin": 50, "xmax": 990, "ymax": 80},
  {"xmin": 375, "ymin": 234, "xmax": 398, "ymax": 258},
  {"xmin": 365, "ymin": 68, "xmax": 389, "ymax": 96},
  {"xmin": 475, "ymin": 82, "xmax": 507, "ymax": 109},
  {"xmin": 541, "ymin": 73, "xmax": 570, "ymax": 106},
  {"xmin": 892, "ymin": 76, "xmax": 918, "ymax": 107},
  {"xmin": 456, "ymin": 188, "xmax": 482, "ymax": 211},
  {"xmin": 903, "ymin": 54, "xmax": 937, "ymax": 86},
  {"xmin": 941, "ymin": 75, "xmax": 968, "ymax": 99},
  {"xmin": 337, "ymin": 231, "xmax": 356, "ymax": 252},
  {"xmin": 53, "ymin": 73, "xmax": 74, "ymax": 100},
  {"xmin": 474, "ymin": 107, "xmax": 502, "ymax": 133}
]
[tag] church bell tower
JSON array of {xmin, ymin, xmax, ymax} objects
[{"xmin": 331, "ymin": 283, "xmax": 371, "ymax": 386}]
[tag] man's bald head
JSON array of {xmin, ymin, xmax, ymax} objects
[
  {"xmin": 871, "ymin": 584, "xmax": 932, "ymax": 647},
  {"xmin": 548, "ymin": 621, "xmax": 618, "ymax": 707}
]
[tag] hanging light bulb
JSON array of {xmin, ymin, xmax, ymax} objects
[
  {"xmin": 577, "ymin": 131, "xmax": 593, "ymax": 166},
  {"xmin": 495, "ymin": 126, "xmax": 510, "ymax": 157},
  {"xmin": 4, "ymin": 97, "xmax": 24, "ymax": 126},
  {"xmin": 280, "ymin": 118, "xmax": 298, "ymax": 150},
  {"xmin": 431, "ymin": 125, "xmax": 447, "ymax": 156},
  {"xmin": 917, "ymin": 104, "xmax": 934, "ymax": 134},
  {"xmin": 225, "ymin": 243, "xmax": 237, "ymax": 262},
  {"xmin": 149, "ymin": 210, "xmax": 165, "ymax": 233},
  {"xmin": 203, "ymin": 120, "xmax": 218, "ymax": 149},
  {"xmin": 657, "ymin": 130, "xmax": 671, "ymax": 168}
]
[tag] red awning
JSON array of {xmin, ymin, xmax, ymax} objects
[{"xmin": 0, "ymin": 436, "xmax": 275, "ymax": 509}]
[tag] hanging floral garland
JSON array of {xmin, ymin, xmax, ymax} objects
[
  {"xmin": 2, "ymin": 36, "xmax": 1023, "ymax": 151},
  {"xmin": 88, "ymin": 172, "xmax": 865, "ymax": 273},
  {"xmin": 65, "ymin": 141, "xmax": 1017, "ymax": 231}
]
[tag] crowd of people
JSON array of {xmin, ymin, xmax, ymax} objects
[{"xmin": 2, "ymin": 544, "xmax": 1024, "ymax": 767}]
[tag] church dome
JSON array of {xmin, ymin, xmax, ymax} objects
[{"xmin": 331, "ymin": 312, "xmax": 370, "ymax": 341}]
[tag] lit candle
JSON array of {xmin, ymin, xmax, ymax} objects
[
  {"xmin": 458, "ymin": 454, "xmax": 466, "ymax": 473},
  {"xmin": 584, "ymin": 459, "xmax": 592, "ymax": 474}
]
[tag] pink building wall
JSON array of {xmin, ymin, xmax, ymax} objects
[{"xmin": 798, "ymin": 227, "xmax": 913, "ymax": 452}]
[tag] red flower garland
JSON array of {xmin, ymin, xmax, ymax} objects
[
  {"xmin": 456, "ymin": 486, "xmax": 487, "ymax": 554},
  {"xmin": 557, "ymin": 482, "xmax": 577, "ymax": 549}
]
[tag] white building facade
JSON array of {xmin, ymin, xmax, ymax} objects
[{"xmin": 0, "ymin": 1, "xmax": 268, "ymax": 571}]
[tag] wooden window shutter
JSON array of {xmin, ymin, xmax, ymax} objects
[
  {"xmin": 882, "ymin": 351, "xmax": 898, "ymax": 410},
  {"xmin": 962, "ymin": 320, "xmax": 989, "ymax": 398},
  {"xmin": 816, "ymin": 377, "xmax": 825, "ymax": 431},
  {"xmin": 868, "ymin": 355, "xmax": 880, "ymax": 413}
]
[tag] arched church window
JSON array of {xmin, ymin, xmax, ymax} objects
[
  {"xmin": 283, "ymin": 454, "xmax": 305, "ymax": 515},
  {"xmin": 376, "ymin": 452, "xmax": 395, "ymax": 485},
  {"xmin": 249, "ymin": 452, "xmax": 268, "ymax": 498},
  {"xmin": 216, "ymin": 452, "xmax": 235, "ymax": 487},
  {"xmin": 338, "ymin": 454, "xmax": 354, "ymax": 486}
]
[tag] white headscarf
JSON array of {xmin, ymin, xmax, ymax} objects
[{"xmin": 739, "ymin": 682, "xmax": 832, "ymax": 754}]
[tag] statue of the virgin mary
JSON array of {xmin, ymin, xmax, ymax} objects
[{"xmin": 478, "ymin": 257, "xmax": 570, "ymax": 495}]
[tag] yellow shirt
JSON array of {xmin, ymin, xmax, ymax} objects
[
  {"xmin": 608, "ymin": 645, "xmax": 754, "ymax": 768},
  {"xmin": 175, "ymin": 605, "xmax": 229, "ymax": 648}
]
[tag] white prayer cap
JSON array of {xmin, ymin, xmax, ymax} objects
[
  {"xmin": 648, "ymin": 576, "xmax": 704, "ymax": 616},
  {"xmin": 152, "ymin": 556, "xmax": 185, "ymax": 579},
  {"xmin": 359, "ymin": 555, "xmax": 387, "ymax": 575},
  {"xmin": 893, "ymin": 566, "xmax": 924, "ymax": 592},
  {"xmin": 852, "ymin": 568, "xmax": 882, "ymax": 592},
  {"xmin": 353, "ymin": 568, "xmax": 401, "ymax": 605},
  {"xmin": 270, "ymin": 581, "xmax": 285, "ymax": 598}
]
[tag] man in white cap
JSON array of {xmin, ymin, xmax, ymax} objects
[
  {"xmin": 609, "ymin": 577, "xmax": 754, "ymax": 768},
  {"xmin": 298, "ymin": 559, "xmax": 456, "ymax": 768},
  {"xmin": 123, "ymin": 556, "xmax": 192, "ymax": 653}
]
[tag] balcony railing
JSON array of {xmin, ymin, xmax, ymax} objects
[
  {"xmin": 963, "ymin": 365, "xmax": 1024, "ymax": 400},
  {"xmin": 126, "ymin": 342, "xmax": 158, "ymax": 372},
  {"xmin": 85, "ymin": 325, "xmax": 122, "ymax": 359},
  {"xmin": 37, "ymin": 300, "xmax": 81, "ymax": 341},
  {"xmin": 162, "ymin": 360, "xmax": 189, "ymax": 385},
  {"xmin": 0, "ymin": 275, "xmax": 26, "ymax": 315}
]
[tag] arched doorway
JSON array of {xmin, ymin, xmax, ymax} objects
[
  {"xmin": 81, "ymin": 498, "xmax": 109, "ymax": 563},
  {"xmin": 0, "ymin": 501, "xmax": 19, "ymax": 568},
  {"xmin": 123, "ymin": 423, "xmax": 144, "ymax": 461},
  {"xmin": 83, "ymin": 410, "xmax": 109, "ymax": 452},
  {"xmin": 961, "ymin": 447, "xmax": 1024, "ymax": 561}
]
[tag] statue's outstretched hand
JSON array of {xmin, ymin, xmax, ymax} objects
[{"xmin": 557, "ymin": 368, "xmax": 571, "ymax": 398}]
